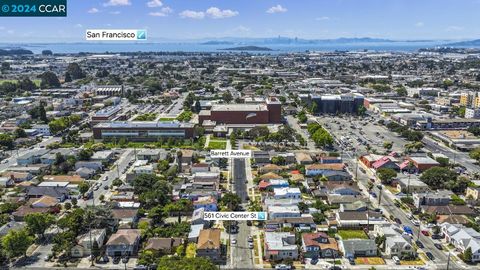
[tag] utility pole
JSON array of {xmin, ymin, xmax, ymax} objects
[
  {"xmin": 446, "ymin": 251, "xmax": 451, "ymax": 270},
  {"xmin": 377, "ymin": 185, "xmax": 383, "ymax": 205}
]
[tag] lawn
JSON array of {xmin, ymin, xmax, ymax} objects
[
  {"xmin": 337, "ymin": 230, "xmax": 368, "ymax": 240},
  {"xmin": 159, "ymin": 117, "xmax": 175, "ymax": 121},
  {"xmin": 0, "ymin": 79, "xmax": 41, "ymax": 87},
  {"xmin": 243, "ymin": 144, "xmax": 260, "ymax": 151},
  {"xmin": 207, "ymin": 141, "xmax": 227, "ymax": 149},
  {"xmin": 354, "ymin": 257, "xmax": 385, "ymax": 265},
  {"xmin": 134, "ymin": 113, "xmax": 157, "ymax": 121},
  {"xmin": 400, "ymin": 258, "xmax": 425, "ymax": 265}
]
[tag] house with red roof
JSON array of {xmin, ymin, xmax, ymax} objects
[{"xmin": 301, "ymin": 232, "xmax": 339, "ymax": 259}]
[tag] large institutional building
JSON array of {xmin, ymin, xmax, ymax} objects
[
  {"xmin": 311, "ymin": 94, "xmax": 364, "ymax": 114},
  {"xmin": 92, "ymin": 121, "xmax": 196, "ymax": 141},
  {"xmin": 198, "ymin": 97, "xmax": 282, "ymax": 124}
]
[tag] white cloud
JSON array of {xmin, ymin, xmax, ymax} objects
[
  {"xmin": 446, "ymin": 26, "xmax": 464, "ymax": 32},
  {"xmin": 88, "ymin": 8, "xmax": 99, "ymax": 13},
  {"xmin": 315, "ymin": 16, "xmax": 330, "ymax": 21},
  {"xmin": 179, "ymin": 10, "xmax": 205, "ymax": 19},
  {"xmin": 109, "ymin": 11, "xmax": 121, "ymax": 14},
  {"xmin": 267, "ymin": 5, "xmax": 287, "ymax": 14},
  {"xmin": 103, "ymin": 0, "xmax": 131, "ymax": 7},
  {"xmin": 146, "ymin": 0, "xmax": 162, "ymax": 8},
  {"xmin": 415, "ymin": 22, "xmax": 424, "ymax": 27},
  {"xmin": 206, "ymin": 7, "xmax": 238, "ymax": 19},
  {"xmin": 149, "ymin": 6, "xmax": 172, "ymax": 17}
]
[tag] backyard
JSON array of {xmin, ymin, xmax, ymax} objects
[{"xmin": 337, "ymin": 230, "xmax": 368, "ymax": 240}]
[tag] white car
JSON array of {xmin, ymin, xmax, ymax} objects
[
  {"xmin": 248, "ymin": 242, "xmax": 254, "ymax": 249},
  {"xmin": 231, "ymin": 239, "xmax": 237, "ymax": 245}
]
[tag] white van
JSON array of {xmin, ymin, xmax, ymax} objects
[{"xmin": 392, "ymin": 256, "xmax": 400, "ymax": 265}]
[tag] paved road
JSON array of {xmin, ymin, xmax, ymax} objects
[
  {"xmin": 229, "ymin": 158, "xmax": 253, "ymax": 270},
  {"xmin": 81, "ymin": 149, "xmax": 135, "ymax": 206},
  {"xmin": 422, "ymin": 136, "xmax": 479, "ymax": 173},
  {"xmin": 286, "ymin": 115, "xmax": 317, "ymax": 150},
  {"xmin": 233, "ymin": 159, "xmax": 248, "ymax": 203}
]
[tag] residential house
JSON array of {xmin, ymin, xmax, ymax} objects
[
  {"xmin": 31, "ymin": 195, "xmax": 58, "ymax": 208},
  {"xmin": 196, "ymin": 229, "xmax": 222, "ymax": 262},
  {"xmin": 322, "ymin": 171, "xmax": 352, "ymax": 181},
  {"xmin": 339, "ymin": 201, "xmax": 368, "ymax": 212},
  {"xmin": 105, "ymin": 229, "xmax": 141, "ymax": 257},
  {"xmin": 16, "ymin": 149, "xmax": 49, "ymax": 165},
  {"xmin": 268, "ymin": 205, "xmax": 301, "ymax": 219},
  {"xmin": 75, "ymin": 167, "xmax": 96, "ymax": 179},
  {"xmin": 305, "ymin": 163, "xmax": 345, "ymax": 176},
  {"xmin": 112, "ymin": 208, "xmax": 139, "ymax": 228},
  {"xmin": 137, "ymin": 149, "xmax": 166, "ymax": 162},
  {"xmin": 145, "ymin": 237, "xmax": 183, "ymax": 254},
  {"xmin": 342, "ymin": 239, "xmax": 378, "ymax": 259},
  {"xmin": 396, "ymin": 178, "xmax": 429, "ymax": 194},
  {"xmin": 180, "ymin": 149, "xmax": 194, "ymax": 164},
  {"xmin": 0, "ymin": 171, "xmax": 33, "ymax": 182},
  {"xmin": 466, "ymin": 187, "xmax": 480, "ymax": 201},
  {"xmin": 259, "ymin": 164, "xmax": 283, "ymax": 174},
  {"xmin": 319, "ymin": 156, "xmax": 342, "ymax": 164},
  {"xmin": 0, "ymin": 221, "xmax": 26, "ymax": 236},
  {"xmin": 413, "ymin": 190, "xmax": 452, "ymax": 208},
  {"xmin": 0, "ymin": 177, "xmax": 14, "ymax": 187},
  {"xmin": 74, "ymin": 161, "xmax": 104, "ymax": 171},
  {"xmin": 335, "ymin": 211, "xmax": 385, "ymax": 228},
  {"xmin": 191, "ymin": 163, "xmax": 210, "ymax": 174},
  {"xmin": 253, "ymin": 151, "xmax": 271, "ymax": 164},
  {"xmin": 374, "ymin": 224, "xmax": 415, "ymax": 259},
  {"xmin": 442, "ymin": 223, "xmax": 480, "ymax": 262},
  {"xmin": 43, "ymin": 174, "xmax": 85, "ymax": 185},
  {"xmin": 371, "ymin": 156, "xmax": 400, "ymax": 171},
  {"xmin": 322, "ymin": 181, "xmax": 361, "ymax": 196},
  {"xmin": 273, "ymin": 187, "xmax": 301, "ymax": 199},
  {"xmin": 265, "ymin": 216, "xmax": 316, "ymax": 232},
  {"xmin": 193, "ymin": 196, "xmax": 218, "ymax": 212},
  {"xmin": 188, "ymin": 224, "xmax": 204, "ymax": 242},
  {"xmin": 258, "ymin": 179, "xmax": 289, "ymax": 191},
  {"xmin": 302, "ymin": 232, "xmax": 339, "ymax": 259},
  {"xmin": 295, "ymin": 152, "xmax": 313, "ymax": 165},
  {"xmin": 25, "ymin": 186, "xmax": 68, "ymax": 202},
  {"xmin": 71, "ymin": 229, "xmax": 107, "ymax": 258},
  {"xmin": 264, "ymin": 232, "xmax": 298, "ymax": 261},
  {"xmin": 91, "ymin": 150, "xmax": 115, "ymax": 162}
]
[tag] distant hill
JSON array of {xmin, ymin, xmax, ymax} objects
[
  {"xmin": 0, "ymin": 48, "xmax": 33, "ymax": 56},
  {"xmin": 200, "ymin": 41, "xmax": 234, "ymax": 45},
  {"xmin": 220, "ymin": 46, "xmax": 273, "ymax": 51},
  {"xmin": 447, "ymin": 39, "xmax": 480, "ymax": 47}
]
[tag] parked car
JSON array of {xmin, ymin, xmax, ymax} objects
[
  {"xmin": 392, "ymin": 256, "xmax": 400, "ymax": 265},
  {"xmin": 432, "ymin": 234, "xmax": 443, "ymax": 240},
  {"xmin": 394, "ymin": 218, "xmax": 402, "ymax": 224},
  {"xmin": 231, "ymin": 239, "xmax": 237, "ymax": 245},
  {"xmin": 113, "ymin": 257, "xmax": 121, "ymax": 264},
  {"xmin": 248, "ymin": 242, "xmax": 254, "ymax": 249},
  {"xmin": 434, "ymin": 243, "xmax": 443, "ymax": 250},
  {"xmin": 275, "ymin": 264, "xmax": 291, "ymax": 270},
  {"xmin": 403, "ymin": 226, "xmax": 413, "ymax": 235},
  {"xmin": 415, "ymin": 240, "xmax": 424, "ymax": 249},
  {"xmin": 421, "ymin": 230, "xmax": 429, "ymax": 236},
  {"xmin": 426, "ymin": 252, "xmax": 435, "ymax": 260}
]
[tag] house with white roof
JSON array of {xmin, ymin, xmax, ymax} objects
[
  {"xmin": 374, "ymin": 224, "xmax": 415, "ymax": 259},
  {"xmin": 273, "ymin": 187, "xmax": 301, "ymax": 199},
  {"xmin": 264, "ymin": 232, "xmax": 298, "ymax": 261},
  {"xmin": 442, "ymin": 223, "xmax": 480, "ymax": 262}
]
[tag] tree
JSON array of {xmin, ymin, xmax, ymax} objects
[
  {"xmin": 18, "ymin": 77, "xmax": 36, "ymax": 91},
  {"xmin": 383, "ymin": 141, "xmax": 393, "ymax": 151},
  {"xmin": 71, "ymin": 197, "xmax": 78, "ymax": 207},
  {"xmin": 271, "ymin": 156, "xmax": 286, "ymax": 165},
  {"xmin": 395, "ymin": 86, "xmax": 407, "ymax": 96},
  {"xmin": 78, "ymin": 182, "xmax": 89, "ymax": 194},
  {"xmin": 219, "ymin": 192, "xmax": 241, "ymax": 211},
  {"xmin": 463, "ymin": 247, "xmax": 473, "ymax": 263},
  {"xmin": 39, "ymin": 71, "xmax": 61, "ymax": 88},
  {"xmin": 377, "ymin": 168, "xmax": 397, "ymax": 184},
  {"xmin": 13, "ymin": 128, "xmax": 27, "ymax": 138},
  {"xmin": 64, "ymin": 72, "xmax": 72, "ymax": 83},
  {"xmin": 0, "ymin": 134, "xmax": 13, "ymax": 150},
  {"xmin": 2, "ymin": 229, "xmax": 34, "ymax": 258},
  {"xmin": 25, "ymin": 213, "xmax": 55, "ymax": 238},
  {"xmin": 78, "ymin": 149, "xmax": 93, "ymax": 161},
  {"xmin": 66, "ymin": 63, "xmax": 85, "ymax": 80},
  {"xmin": 222, "ymin": 91, "xmax": 233, "ymax": 103},
  {"xmin": 41, "ymin": 50, "xmax": 53, "ymax": 56},
  {"xmin": 470, "ymin": 147, "xmax": 480, "ymax": 162},
  {"xmin": 297, "ymin": 110, "xmax": 307, "ymax": 123},
  {"xmin": 420, "ymin": 167, "xmax": 458, "ymax": 190}
]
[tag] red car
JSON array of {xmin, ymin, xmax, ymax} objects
[{"xmin": 421, "ymin": 230, "xmax": 430, "ymax": 236}]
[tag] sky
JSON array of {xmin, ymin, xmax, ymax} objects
[{"xmin": 1, "ymin": 0, "xmax": 480, "ymax": 42}]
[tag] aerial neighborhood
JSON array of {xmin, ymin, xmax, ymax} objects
[{"xmin": 2, "ymin": 43, "xmax": 480, "ymax": 270}]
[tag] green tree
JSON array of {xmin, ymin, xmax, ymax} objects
[
  {"xmin": 25, "ymin": 213, "xmax": 55, "ymax": 238},
  {"xmin": 13, "ymin": 128, "xmax": 27, "ymax": 138},
  {"xmin": 78, "ymin": 182, "xmax": 90, "ymax": 194},
  {"xmin": 66, "ymin": 63, "xmax": 85, "ymax": 80},
  {"xmin": 39, "ymin": 71, "xmax": 61, "ymax": 88},
  {"xmin": 383, "ymin": 141, "xmax": 393, "ymax": 151},
  {"xmin": 0, "ymin": 134, "xmax": 13, "ymax": 150},
  {"xmin": 222, "ymin": 91, "xmax": 233, "ymax": 103},
  {"xmin": 420, "ymin": 167, "xmax": 458, "ymax": 190},
  {"xmin": 377, "ymin": 168, "xmax": 397, "ymax": 184},
  {"xmin": 78, "ymin": 149, "xmax": 93, "ymax": 161},
  {"xmin": 219, "ymin": 192, "xmax": 241, "ymax": 211},
  {"xmin": 470, "ymin": 147, "xmax": 480, "ymax": 162},
  {"xmin": 2, "ymin": 229, "xmax": 34, "ymax": 258},
  {"xmin": 463, "ymin": 247, "xmax": 473, "ymax": 263}
]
